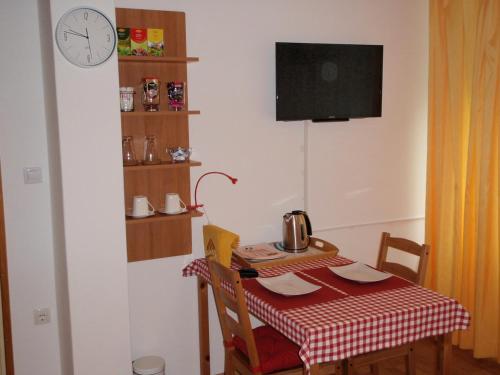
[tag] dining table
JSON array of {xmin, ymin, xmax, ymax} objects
[{"xmin": 182, "ymin": 252, "xmax": 470, "ymax": 374}]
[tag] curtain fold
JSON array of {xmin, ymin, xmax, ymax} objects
[{"xmin": 427, "ymin": 0, "xmax": 499, "ymax": 361}]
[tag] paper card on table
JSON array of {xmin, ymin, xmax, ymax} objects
[
  {"xmin": 234, "ymin": 243, "xmax": 287, "ymax": 262},
  {"xmin": 329, "ymin": 262, "xmax": 391, "ymax": 283},
  {"xmin": 256, "ymin": 272, "xmax": 321, "ymax": 296}
]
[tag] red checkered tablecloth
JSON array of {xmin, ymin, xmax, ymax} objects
[{"xmin": 182, "ymin": 256, "xmax": 470, "ymax": 370}]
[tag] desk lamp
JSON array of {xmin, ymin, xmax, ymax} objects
[{"xmin": 188, "ymin": 171, "xmax": 238, "ymax": 210}]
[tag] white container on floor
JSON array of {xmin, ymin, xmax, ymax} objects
[{"xmin": 133, "ymin": 356, "xmax": 165, "ymax": 375}]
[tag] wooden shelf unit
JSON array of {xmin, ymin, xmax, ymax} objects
[
  {"xmin": 119, "ymin": 56, "xmax": 199, "ymax": 63},
  {"xmin": 124, "ymin": 160, "xmax": 201, "ymax": 172},
  {"xmin": 121, "ymin": 110, "xmax": 200, "ymax": 118},
  {"xmin": 126, "ymin": 210, "xmax": 203, "ymax": 225},
  {"xmin": 116, "ymin": 8, "xmax": 200, "ymax": 262}
]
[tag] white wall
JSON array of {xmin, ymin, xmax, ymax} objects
[
  {"xmin": 37, "ymin": 1, "xmax": 73, "ymax": 373},
  {"xmin": 48, "ymin": 0, "xmax": 132, "ymax": 374},
  {"xmin": 306, "ymin": 0, "xmax": 429, "ymax": 265},
  {"xmin": 2, "ymin": 0, "xmax": 132, "ymax": 374},
  {"xmin": 0, "ymin": 1, "xmax": 64, "ymax": 374},
  {"xmin": 118, "ymin": 1, "xmax": 428, "ymax": 374}
]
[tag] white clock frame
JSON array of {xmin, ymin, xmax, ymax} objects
[{"xmin": 55, "ymin": 7, "xmax": 116, "ymax": 68}]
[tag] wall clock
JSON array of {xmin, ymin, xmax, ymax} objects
[{"xmin": 55, "ymin": 7, "xmax": 116, "ymax": 68}]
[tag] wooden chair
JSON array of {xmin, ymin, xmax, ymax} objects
[
  {"xmin": 208, "ymin": 259, "xmax": 304, "ymax": 374},
  {"xmin": 346, "ymin": 232, "xmax": 430, "ymax": 375}
]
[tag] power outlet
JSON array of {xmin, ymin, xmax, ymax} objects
[{"xmin": 33, "ymin": 308, "xmax": 51, "ymax": 325}]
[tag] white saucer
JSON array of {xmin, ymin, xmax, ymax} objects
[
  {"xmin": 126, "ymin": 209, "xmax": 155, "ymax": 218},
  {"xmin": 158, "ymin": 207, "xmax": 187, "ymax": 215}
]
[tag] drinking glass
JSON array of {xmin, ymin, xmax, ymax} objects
[
  {"xmin": 122, "ymin": 136, "xmax": 138, "ymax": 166},
  {"xmin": 143, "ymin": 135, "xmax": 161, "ymax": 165}
]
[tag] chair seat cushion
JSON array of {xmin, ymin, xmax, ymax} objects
[{"xmin": 233, "ymin": 325, "xmax": 302, "ymax": 373}]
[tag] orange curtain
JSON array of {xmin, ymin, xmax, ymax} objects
[{"xmin": 426, "ymin": 0, "xmax": 499, "ymax": 361}]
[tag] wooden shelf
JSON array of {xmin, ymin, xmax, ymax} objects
[
  {"xmin": 121, "ymin": 110, "xmax": 200, "ymax": 118},
  {"xmin": 119, "ymin": 56, "xmax": 199, "ymax": 63},
  {"xmin": 124, "ymin": 160, "xmax": 201, "ymax": 171},
  {"xmin": 117, "ymin": 8, "xmax": 199, "ymax": 262},
  {"xmin": 126, "ymin": 210, "xmax": 203, "ymax": 224}
]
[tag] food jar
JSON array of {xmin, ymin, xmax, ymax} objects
[
  {"xmin": 119, "ymin": 87, "xmax": 135, "ymax": 112},
  {"xmin": 167, "ymin": 81, "xmax": 185, "ymax": 111},
  {"xmin": 142, "ymin": 77, "xmax": 160, "ymax": 111}
]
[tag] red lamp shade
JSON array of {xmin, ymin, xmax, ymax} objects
[{"xmin": 188, "ymin": 171, "xmax": 238, "ymax": 210}]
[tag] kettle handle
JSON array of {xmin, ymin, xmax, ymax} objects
[
  {"xmin": 303, "ymin": 212, "xmax": 312, "ymax": 236},
  {"xmin": 291, "ymin": 210, "xmax": 312, "ymax": 236}
]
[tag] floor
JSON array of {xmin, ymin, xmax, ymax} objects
[
  {"xmin": 220, "ymin": 339, "xmax": 500, "ymax": 374},
  {"xmin": 365, "ymin": 339, "xmax": 500, "ymax": 375}
]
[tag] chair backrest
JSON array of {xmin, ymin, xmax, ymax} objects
[
  {"xmin": 376, "ymin": 232, "xmax": 430, "ymax": 285},
  {"xmin": 203, "ymin": 224, "xmax": 240, "ymax": 267},
  {"xmin": 207, "ymin": 259, "xmax": 261, "ymax": 372}
]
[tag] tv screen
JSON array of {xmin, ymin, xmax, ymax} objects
[{"xmin": 276, "ymin": 42, "xmax": 383, "ymax": 122}]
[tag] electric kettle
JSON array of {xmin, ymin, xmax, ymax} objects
[{"xmin": 282, "ymin": 210, "xmax": 312, "ymax": 252}]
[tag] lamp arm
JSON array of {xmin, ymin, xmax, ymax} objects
[{"xmin": 191, "ymin": 171, "xmax": 237, "ymax": 210}]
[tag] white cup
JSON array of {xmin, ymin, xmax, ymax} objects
[
  {"xmin": 132, "ymin": 195, "xmax": 154, "ymax": 217},
  {"xmin": 165, "ymin": 193, "xmax": 186, "ymax": 214}
]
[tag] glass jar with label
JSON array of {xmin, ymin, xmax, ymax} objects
[
  {"xmin": 142, "ymin": 77, "xmax": 160, "ymax": 111},
  {"xmin": 119, "ymin": 87, "xmax": 135, "ymax": 112},
  {"xmin": 167, "ymin": 81, "xmax": 185, "ymax": 111}
]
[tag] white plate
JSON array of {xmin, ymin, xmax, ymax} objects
[
  {"xmin": 256, "ymin": 273, "xmax": 321, "ymax": 296},
  {"xmin": 157, "ymin": 207, "xmax": 187, "ymax": 215},
  {"xmin": 235, "ymin": 243, "xmax": 287, "ymax": 261},
  {"xmin": 329, "ymin": 262, "xmax": 391, "ymax": 283},
  {"xmin": 126, "ymin": 209, "xmax": 155, "ymax": 218}
]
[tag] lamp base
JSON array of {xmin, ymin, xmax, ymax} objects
[{"xmin": 187, "ymin": 204, "xmax": 204, "ymax": 210}]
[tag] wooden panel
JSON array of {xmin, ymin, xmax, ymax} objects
[
  {"xmin": 123, "ymin": 160, "xmax": 201, "ymax": 171},
  {"xmin": 116, "ymin": 8, "xmax": 199, "ymax": 262},
  {"xmin": 122, "ymin": 115, "xmax": 189, "ymax": 162},
  {"xmin": 119, "ymin": 56, "xmax": 199, "ymax": 63},
  {"xmin": 116, "ymin": 8, "xmax": 190, "ymax": 113},
  {"xmin": 125, "ymin": 210, "xmax": 203, "ymax": 225},
  {"xmin": 118, "ymin": 62, "xmax": 189, "ymax": 113},
  {"xmin": 233, "ymin": 237, "xmax": 339, "ymax": 270},
  {"xmin": 121, "ymin": 110, "xmax": 200, "ymax": 119},
  {"xmin": 115, "ymin": 8, "xmax": 187, "ymax": 57},
  {"xmin": 124, "ymin": 167, "xmax": 191, "ymax": 210},
  {"xmin": 126, "ymin": 216, "xmax": 192, "ymax": 261},
  {"xmin": 197, "ymin": 277, "xmax": 211, "ymax": 375},
  {"xmin": 0, "ymin": 167, "xmax": 14, "ymax": 374}
]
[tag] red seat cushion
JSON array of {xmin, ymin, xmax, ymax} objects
[{"xmin": 233, "ymin": 325, "xmax": 302, "ymax": 373}]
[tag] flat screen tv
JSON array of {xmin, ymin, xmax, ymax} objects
[{"xmin": 276, "ymin": 42, "xmax": 383, "ymax": 122}]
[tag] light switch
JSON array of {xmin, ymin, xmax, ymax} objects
[{"xmin": 23, "ymin": 167, "xmax": 42, "ymax": 184}]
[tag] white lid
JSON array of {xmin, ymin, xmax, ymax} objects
[{"xmin": 133, "ymin": 356, "xmax": 165, "ymax": 375}]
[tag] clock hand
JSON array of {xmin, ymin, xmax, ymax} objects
[
  {"xmin": 65, "ymin": 29, "xmax": 88, "ymax": 38},
  {"xmin": 86, "ymin": 27, "xmax": 93, "ymax": 60}
]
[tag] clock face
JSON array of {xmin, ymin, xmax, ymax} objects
[{"xmin": 55, "ymin": 7, "xmax": 116, "ymax": 67}]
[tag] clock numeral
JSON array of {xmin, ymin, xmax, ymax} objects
[
  {"xmin": 107, "ymin": 34, "xmax": 110, "ymax": 42},
  {"xmin": 84, "ymin": 11, "xmax": 88, "ymax": 21},
  {"xmin": 64, "ymin": 32, "xmax": 68, "ymax": 42},
  {"xmin": 87, "ymin": 54, "xmax": 91, "ymax": 63}
]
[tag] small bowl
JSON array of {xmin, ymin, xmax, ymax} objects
[{"xmin": 168, "ymin": 147, "xmax": 192, "ymax": 162}]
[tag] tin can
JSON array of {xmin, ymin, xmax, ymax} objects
[{"xmin": 142, "ymin": 77, "xmax": 160, "ymax": 111}]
